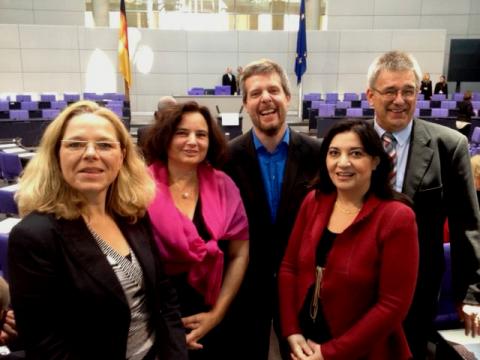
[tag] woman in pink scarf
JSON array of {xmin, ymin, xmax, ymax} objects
[{"xmin": 142, "ymin": 101, "xmax": 249, "ymax": 359}]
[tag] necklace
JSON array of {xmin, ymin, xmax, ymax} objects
[
  {"xmin": 335, "ymin": 201, "xmax": 361, "ymax": 214},
  {"xmin": 169, "ymin": 177, "xmax": 198, "ymax": 200}
]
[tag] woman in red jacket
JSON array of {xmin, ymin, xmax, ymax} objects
[{"xmin": 278, "ymin": 119, "xmax": 419, "ymax": 360}]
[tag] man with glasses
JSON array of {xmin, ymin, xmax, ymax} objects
[{"xmin": 367, "ymin": 50, "xmax": 480, "ymax": 359}]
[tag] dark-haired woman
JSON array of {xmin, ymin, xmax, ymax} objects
[
  {"xmin": 143, "ymin": 101, "xmax": 249, "ymax": 359},
  {"xmin": 279, "ymin": 119, "xmax": 418, "ymax": 360}
]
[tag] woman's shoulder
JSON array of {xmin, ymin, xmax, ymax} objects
[
  {"xmin": 375, "ymin": 198, "xmax": 415, "ymax": 220},
  {"xmin": 10, "ymin": 212, "xmax": 60, "ymax": 243}
]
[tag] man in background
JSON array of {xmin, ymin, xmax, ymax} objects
[{"xmin": 222, "ymin": 67, "xmax": 237, "ymax": 95}]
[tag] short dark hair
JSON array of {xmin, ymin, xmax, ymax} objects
[
  {"xmin": 314, "ymin": 119, "xmax": 404, "ymax": 202},
  {"xmin": 142, "ymin": 101, "xmax": 228, "ymax": 168}
]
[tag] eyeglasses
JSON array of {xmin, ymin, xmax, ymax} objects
[
  {"xmin": 371, "ymin": 87, "xmax": 417, "ymax": 100},
  {"xmin": 61, "ymin": 140, "xmax": 121, "ymax": 153}
]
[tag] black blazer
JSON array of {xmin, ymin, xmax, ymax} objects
[
  {"xmin": 8, "ymin": 212, "xmax": 187, "ymax": 360},
  {"xmin": 403, "ymin": 119, "xmax": 480, "ymax": 305},
  {"xmin": 223, "ymin": 129, "xmax": 322, "ymax": 358},
  {"xmin": 222, "ymin": 73, "xmax": 237, "ymax": 95}
]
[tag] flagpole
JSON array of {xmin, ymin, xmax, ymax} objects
[{"xmin": 298, "ymin": 83, "xmax": 303, "ymax": 121}]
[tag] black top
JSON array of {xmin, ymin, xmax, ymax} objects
[
  {"xmin": 298, "ymin": 228, "xmax": 338, "ymax": 343},
  {"xmin": 434, "ymin": 82, "xmax": 448, "ymax": 96},
  {"xmin": 420, "ymin": 80, "xmax": 432, "ymax": 100},
  {"xmin": 458, "ymin": 100, "xmax": 475, "ymax": 121}
]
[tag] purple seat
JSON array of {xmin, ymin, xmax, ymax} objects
[
  {"xmin": 188, "ymin": 88, "xmax": 205, "ymax": 96},
  {"xmin": 0, "ymin": 153, "xmax": 22, "ymax": 181},
  {"xmin": 452, "ymin": 93, "xmax": 464, "ymax": 101},
  {"xmin": 40, "ymin": 94, "xmax": 56, "ymax": 102},
  {"xmin": 431, "ymin": 108, "xmax": 449, "ymax": 117},
  {"xmin": 9, "ymin": 110, "xmax": 29, "ymax": 120},
  {"xmin": 0, "ymin": 184, "xmax": 18, "ymax": 215},
  {"xmin": 83, "ymin": 92, "xmax": 102, "ymax": 101},
  {"xmin": 20, "ymin": 101, "xmax": 38, "ymax": 110},
  {"xmin": 414, "ymin": 108, "xmax": 420, "ymax": 117},
  {"xmin": 416, "ymin": 100, "xmax": 430, "ymax": 109},
  {"xmin": 215, "ymin": 86, "xmax": 231, "ymax": 95},
  {"xmin": 0, "ymin": 102, "xmax": 8, "ymax": 111},
  {"xmin": 441, "ymin": 101, "xmax": 457, "ymax": 109},
  {"xmin": 310, "ymin": 100, "xmax": 326, "ymax": 109},
  {"xmin": 472, "ymin": 101, "xmax": 480, "ymax": 110},
  {"xmin": 360, "ymin": 93, "xmax": 367, "ymax": 101},
  {"xmin": 335, "ymin": 101, "xmax": 351, "ymax": 109},
  {"xmin": 361, "ymin": 100, "xmax": 371, "ymax": 109},
  {"xmin": 106, "ymin": 100, "xmax": 123, "ymax": 107},
  {"xmin": 431, "ymin": 94, "xmax": 447, "ymax": 101},
  {"xmin": 343, "ymin": 93, "xmax": 359, "ymax": 101},
  {"xmin": 16, "ymin": 95, "xmax": 31, "ymax": 102},
  {"xmin": 0, "ymin": 233, "xmax": 7, "ymax": 279},
  {"xmin": 318, "ymin": 104, "xmax": 335, "ymax": 117},
  {"xmin": 325, "ymin": 93, "xmax": 338, "ymax": 104},
  {"xmin": 104, "ymin": 93, "xmax": 125, "ymax": 101},
  {"xmin": 417, "ymin": 94, "xmax": 425, "ymax": 100},
  {"xmin": 473, "ymin": 93, "xmax": 480, "ymax": 101},
  {"xmin": 472, "ymin": 127, "xmax": 480, "ymax": 144},
  {"xmin": 304, "ymin": 93, "xmax": 321, "ymax": 101},
  {"xmin": 51, "ymin": 101, "xmax": 67, "ymax": 110},
  {"xmin": 42, "ymin": 109, "xmax": 60, "ymax": 119},
  {"xmin": 64, "ymin": 93, "xmax": 80, "ymax": 102},
  {"xmin": 346, "ymin": 108, "xmax": 363, "ymax": 117}
]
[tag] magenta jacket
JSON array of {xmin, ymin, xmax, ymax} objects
[{"xmin": 148, "ymin": 161, "xmax": 249, "ymax": 306}]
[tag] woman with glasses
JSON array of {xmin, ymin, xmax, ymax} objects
[
  {"xmin": 278, "ymin": 119, "xmax": 418, "ymax": 360},
  {"xmin": 8, "ymin": 101, "xmax": 188, "ymax": 360}
]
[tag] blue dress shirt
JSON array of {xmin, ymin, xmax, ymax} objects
[{"xmin": 252, "ymin": 128, "xmax": 290, "ymax": 223}]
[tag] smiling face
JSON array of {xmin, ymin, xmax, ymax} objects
[
  {"xmin": 167, "ymin": 111, "xmax": 209, "ymax": 168},
  {"xmin": 367, "ymin": 69, "xmax": 417, "ymax": 132},
  {"xmin": 326, "ymin": 131, "xmax": 379, "ymax": 198},
  {"xmin": 59, "ymin": 113, "xmax": 124, "ymax": 202},
  {"xmin": 243, "ymin": 72, "xmax": 290, "ymax": 137}
]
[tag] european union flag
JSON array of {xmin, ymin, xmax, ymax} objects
[{"xmin": 295, "ymin": 0, "xmax": 307, "ymax": 85}]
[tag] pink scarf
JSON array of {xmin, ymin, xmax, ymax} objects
[{"xmin": 148, "ymin": 161, "xmax": 248, "ymax": 306}]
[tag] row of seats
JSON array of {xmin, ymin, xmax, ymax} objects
[
  {"xmin": 2, "ymin": 92, "xmax": 125, "ymax": 102},
  {"xmin": 304, "ymin": 92, "xmax": 480, "ymax": 102},
  {"xmin": 0, "ymin": 100, "xmax": 126, "ymax": 111},
  {"xmin": 188, "ymin": 86, "xmax": 232, "ymax": 96}
]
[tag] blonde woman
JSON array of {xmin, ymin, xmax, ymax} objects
[{"xmin": 9, "ymin": 101, "xmax": 187, "ymax": 360}]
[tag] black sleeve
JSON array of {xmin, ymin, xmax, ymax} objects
[{"xmin": 8, "ymin": 216, "xmax": 78, "ymax": 360}]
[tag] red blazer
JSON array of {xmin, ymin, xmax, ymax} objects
[{"xmin": 279, "ymin": 191, "xmax": 419, "ymax": 360}]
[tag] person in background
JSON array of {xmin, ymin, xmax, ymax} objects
[
  {"xmin": 8, "ymin": 101, "xmax": 188, "ymax": 360},
  {"xmin": 457, "ymin": 90, "xmax": 476, "ymax": 122},
  {"xmin": 434, "ymin": 75, "xmax": 448, "ymax": 97},
  {"xmin": 142, "ymin": 101, "xmax": 249, "ymax": 359},
  {"xmin": 367, "ymin": 50, "xmax": 480, "ymax": 359},
  {"xmin": 222, "ymin": 67, "xmax": 237, "ymax": 95},
  {"xmin": 236, "ymin": 66, "xmax": 243, "ymax": 95},
  {"xmin": 279, "ymin": 119, "xmax": 418, "ymax": 360},
  {"xmin": 0, "ymin": 276, "xmax": 22, "ymax": 360},
  {"xmin": 223, "ymin": 58, "xmax": 322, "ymax": 360},
  {"xmin": 137, "ymin": 96, "xmax": 177, "ymax": 150},
  {"xmin": 420, "ymin": 72, "xmax": 432, "ymax": 100},
  {"xmin": 470, "ymin": 155, "xmax": 480, "ymax": 207}
]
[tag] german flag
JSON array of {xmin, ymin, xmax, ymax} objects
[{"xmin": 118, "ymin": 0, "xmax": 131, "ymax": 87}]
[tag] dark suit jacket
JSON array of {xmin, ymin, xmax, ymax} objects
[
  {"xmin": 402, "ymin": 119, "xmax": 480, "ymax": 307},
  {"xmin": 223, "ymin": 129, "xmax": 322, "ymax": 359},
  {"xmin": 222, "ymin": 73, "xmax": 237, "ymax": 95},
  {"xmin": 8, "ymin": 212, "xmax": 187, "ymax": 360}
]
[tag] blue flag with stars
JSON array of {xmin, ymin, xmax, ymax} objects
[{"xmin": 295, "ymin": 0, "xmax": 307, "ymax": 85}]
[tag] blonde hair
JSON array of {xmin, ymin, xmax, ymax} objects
[
  {"xmin": 471, "ymin": 155, "xmax": 480, "ymax": 180},
  {"xmin": 16, "ymin": 101, "xmax": 155, "ymax": 222}
]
